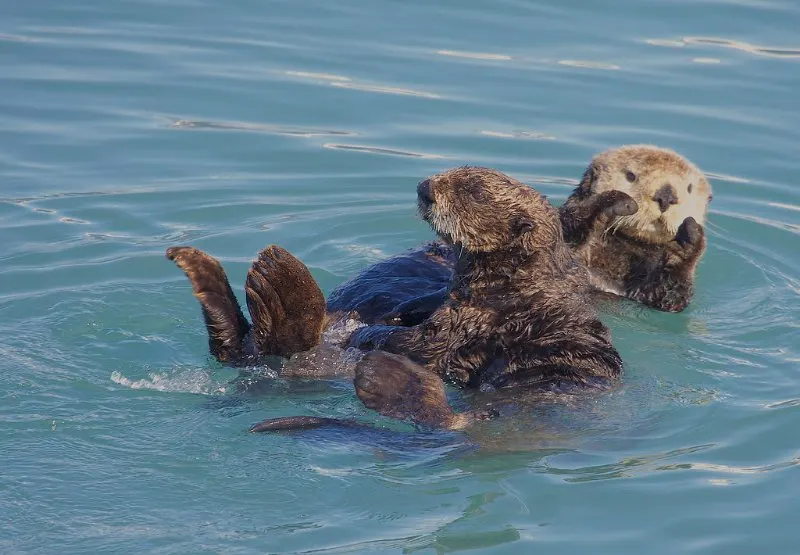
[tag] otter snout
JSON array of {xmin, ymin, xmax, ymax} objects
[
  {"xmin": 417, "ymin": 179, "xmax": 434, "ymax": 206},
  {"xmin": 652, "ymin": 184, "xmax": 678, "ymax": 213}
]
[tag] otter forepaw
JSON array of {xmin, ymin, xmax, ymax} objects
[
  {"xmin": 675, "ymin": 217, "xmax": 705, "ymax": 250},
  {"xmin": 245, "ymin": 245, "xmax": 326, "ymax": 358},
  {"xmin": 354, "ymin": 351, "xmax": 464, "ymax": 429},
  {"xmin": 597, "ymin": 190, "xmax": 638, "ymax": 219}
]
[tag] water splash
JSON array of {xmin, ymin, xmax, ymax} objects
[{"xmin": 110, "ymin": 368, "xmax": 227, "ymax": 395}]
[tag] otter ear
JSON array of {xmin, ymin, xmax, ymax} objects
[
  {"xmin": 514, "ymin": 216, "xmax": 536, "ymax": 236},
  {"xmin": 577, "ymin": 163, "xmax": 597, "ymax": 197}
]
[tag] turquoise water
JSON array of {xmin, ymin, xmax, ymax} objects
[{"xmin": 2, "ymin": 0, "xmax": 799, "ymax": 552}]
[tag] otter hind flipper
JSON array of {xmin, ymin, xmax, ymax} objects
[
  {"xmin": 166, "ymin": 246, "xmax": 250, "ymax": 363},
  {"xmin": 249, "ymin": 416, "xmax": 361, "ymax": 433},
  {"xmin": 245, "ymin": 246, "xmax": 326, "ymax": 358}
]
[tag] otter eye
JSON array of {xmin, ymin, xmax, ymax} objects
[
  {"xmin": 515, "ymin": 217, "xmax": 536, "ymax": 235},
  {"xmin": 687, "ymin": 183, "xmax": 693, "ymax": 194},
  {"xmin": 467, "ymin": 185, "xmax": 486, "ymax": 202},
  {"xmin": 625, "ymin": 171, "xmax": 636, "ymax": 183}
]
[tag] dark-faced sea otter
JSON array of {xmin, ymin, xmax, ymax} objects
[
  {"xmin": 339, "ymin": 166, "xmax": 625, "ymax": 429},
  {"xmin": 168, "ymin": 168, "xmax": 626, "ymax": 430}
]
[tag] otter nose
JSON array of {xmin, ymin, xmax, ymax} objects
[
  {"xmin": 417, "ymin": 179, "xmax": 434, "ymax": 204},
  {"xmin": 652, "ymin": 184, "xmax": 678, "ymax": 213}
]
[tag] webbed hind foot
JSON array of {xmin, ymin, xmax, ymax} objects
[
  {"xmin": 245, "ymin": 245, "xmax": 326, "ymax": 359},
  {"xmin": 166, "ymin": 246, "xmax": 250, "ymax": 363}
]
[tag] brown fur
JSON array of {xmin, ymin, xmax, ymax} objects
[
  {"xmin": 350, "ymin": 167, "xmax": 623, "ymax": 428},
  {"xmin": 244, "ymin": 246, "xmax": 326, "ymax": 358},
  {"xmin": 167, "ymin": 245, "xmax": 325, "ymax": 363},
  {"xmin": 166, "ymin": 247, "xmax": 250, "ymax": 362}
]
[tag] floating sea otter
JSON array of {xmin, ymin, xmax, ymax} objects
[{"xmin": 169, "ymin": 167, "xmax": 630, "ymax": 429}]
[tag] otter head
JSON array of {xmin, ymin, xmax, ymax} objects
[
  {"xmin": 580, "ymin": 145, "xmax": 712, "ymax": 244},
  {"xmin": 417, "ymin": 166, "xmax": 562, "ymax": 253}
]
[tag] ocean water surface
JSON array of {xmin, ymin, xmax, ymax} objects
[{"xmin": 1, "ymin": 0, "xmax": 798, "ymax": 553}]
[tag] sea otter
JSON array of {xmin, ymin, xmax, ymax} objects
[
  {"xmin": 166, "ymin": 168, "xmax": 625, "ymax": 430},
  {"xmin": 248, "ymin": 167, "xmax": 624, "ymax": 430},
  {"xmin": 326, "ymin": 145, "xmax": 712, "ymax": 325},
  {"xmin": 559, "ymin": 145, "xmax": 712, "ymax": 312}
]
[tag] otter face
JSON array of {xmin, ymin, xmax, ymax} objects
[
  {"xmin": 586, "ymin": 145, "xmax": 712, "ymax": 244},
  {"xmin": 417, "ymin": 167, "xmax": 561, "ymax": 253}
]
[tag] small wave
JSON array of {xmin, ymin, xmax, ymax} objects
[
  {"xmin": 111, "ymin": 369, "xmax": 227, "ymax": 395},
  {"xmin": 657, "ymin": 457, "xmax": 800, "ymax": 475},
  {"xmin": 284, "ymin": 70, "xmax": 351, "ymax": 82},
  {"xmin": 766, "ymin": 201, "xmax": 800, "ymax": 212},
  {"xmin": 685, "ymin": 36, "xmax": 800, "ymax": 59},
  {"xmin": 648, "ymin": 36, "xmax": 800, "ymax": 59},
  {"xmin": 330, "ymin": 81, "xmax": 441, "ymax": 99},
  {"xmin": 437, "ymin": 50, "xmax": 511, "ymax": 61},
  {"xmin": 480, "ymin": 130, "xmax": 556, "ymax": 141},
  {"xmin": 712, "ymin": 209, "xmax": 800, "ymax": 235},
  {"xmin": 170, "ymin": 119, "xmax": 352, "ymax": 137},
  {"xmin": 705, "ymin": 171, "xmax": 751, "ymax": 184},
  {"xmin": 0, "ymin": 33, "xmax": 38, "ymax": 43},
  {"xmin": 322, "ymin": 143, "xmax": 444, "ymax": 159},
  {"xmin": 646, "ymin": 38, "xmax": 686, "ymax": 48},
  {"xmin": 558, "ymin": 60, "xmax": 620, "ymax": 70},
  {"xmin": 764, "ymin": 398, "xmax": 800, "ymax": 409}
]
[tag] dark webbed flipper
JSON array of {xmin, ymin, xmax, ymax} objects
[
  {"xmin": 245, "ymin": 245, "xmax": 326, "ymax": 358},
  {"xmin": 249, "ymin": 416, "xmax": 361, "ymax": 433},
  {"xmin": 354, "ymin": 351, "xmax": 475, "ymax": 430},
  {"xmin": 166, "ymin": 246, "xmax": 250, "ymax": 363}
]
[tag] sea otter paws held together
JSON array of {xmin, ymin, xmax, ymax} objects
[{"xmin": 675, "ymin": 216, "xmax": 705, "ymax": 251}]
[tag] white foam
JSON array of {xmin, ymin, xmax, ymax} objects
[
  {"xmin": 323, "ymin": 318, "xmax": 367, "ymax": 345},
  {"xmin": 110, "ymin": 369, "xmax": 227, "ymax": 395}
]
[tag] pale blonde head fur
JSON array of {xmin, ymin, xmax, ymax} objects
[{"xmin": 584, "ymin": 145, "xmax": 712, "ymax": 244}]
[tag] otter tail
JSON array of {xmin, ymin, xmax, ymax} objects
[
  {"xmin": 244, "ymin": 246, "xmax": 326, "ymax": 359},
  {"xmin": 166, "ymin": 246, "xmax": 250, "ymax": 363}
]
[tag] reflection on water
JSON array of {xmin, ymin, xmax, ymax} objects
[
  {"xmin": 323, "ymin": 143, "xmax": 444, "ymax": 158},
  {"xmin": 170, "ymin": 118, "xmax": 354, "ymax": 137}
]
